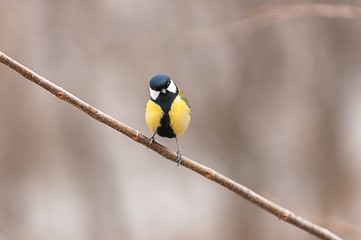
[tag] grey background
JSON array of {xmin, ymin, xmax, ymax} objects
[{"xmin": 1, "ymin": 1, "xmax": 361, "ymax": 239}]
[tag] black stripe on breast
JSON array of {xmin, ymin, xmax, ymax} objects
[{"xmin": 157, "ymin": 113, "xmax": 176, "ymax": 138}]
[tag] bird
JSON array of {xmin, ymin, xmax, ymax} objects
[{"xmin": 145, "ymin": 74, "xmax": 191, "ymax": 165}]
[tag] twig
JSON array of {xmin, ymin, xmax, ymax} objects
[
  {"xmin": 185, "ymin": 4, "xmax": 361, "ymax": 41},
  {"xmin": 0, "ymin": 51, "xmax": 343, "ymax": 240}
]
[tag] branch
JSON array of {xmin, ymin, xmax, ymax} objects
[
  {"xmin": 185, "ymin": 4, "xmax": 361, "ymax": 41},
  {"xmin": 0, "ymin": 51, "xmax": 343, "ymax": 240}
]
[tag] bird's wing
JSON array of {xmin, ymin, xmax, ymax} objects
[{"xmin": 178, "ymin": 88, "xmax": 190, "ymax": 108}]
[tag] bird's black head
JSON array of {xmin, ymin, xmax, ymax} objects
[
  {"xmin": 149, "ymin": 74, "xmax": 177, "ymax": 100},
  {"xmin": 149, "ymin": 74, "xmax": 171, "ymax": 91}
]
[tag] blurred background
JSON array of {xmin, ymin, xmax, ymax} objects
[{"xmin": 1, "ymin": 0, "xmax": 361, "ymax": 239}]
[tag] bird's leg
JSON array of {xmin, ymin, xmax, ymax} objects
[
  {"xmin": 149, "ymin": 133, "xmax": 156, "ymax": 146},
  {"xmin": 175, "ymin": 137, "xmax": 183, "ymax": 166}
]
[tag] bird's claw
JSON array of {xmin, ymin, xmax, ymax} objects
[
  {"xmin": 148, "ymin": 134, "xmax": 156, "ymax": 148},
  {"xmin": 176, "ymin": 150, "xmax": 183, "ymax": 166},
  {"xmin": 149, "ymin": 136, "xmax": 154, "ymax": 146}
]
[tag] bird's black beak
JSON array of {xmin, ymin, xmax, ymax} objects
[{"xmin": 161, "ymin": 89, "xmax": 167, "ymax": 94}]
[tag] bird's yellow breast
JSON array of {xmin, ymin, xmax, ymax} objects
[
  {"xmin": 169, "ymin": 95, "xmax": 191, "ymax": 137},
  {"xmin": 145, "ymin": 100, "xmax": 164, "ymax": 134}
]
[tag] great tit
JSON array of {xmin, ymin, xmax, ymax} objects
[{"xmin": 145, "ymin": 74, "xmax": 191, "ymax": 165}]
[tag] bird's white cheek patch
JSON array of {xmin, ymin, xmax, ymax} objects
[
  {"xmin": 167, "ymin": 80, "xmax": 177, "ymax": 93},
  {"xmin": 150, "ymin": 88, "xmax": 160, "ymax": 100}
]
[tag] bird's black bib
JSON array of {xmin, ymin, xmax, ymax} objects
[{"xmin": 152, "ymin": 91, "xmax": 177, "ymax": 138}]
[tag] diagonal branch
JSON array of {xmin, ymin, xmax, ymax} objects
[{"xmin": 0, "ymin": 51, "xmax": 343, "ymax": 240}]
